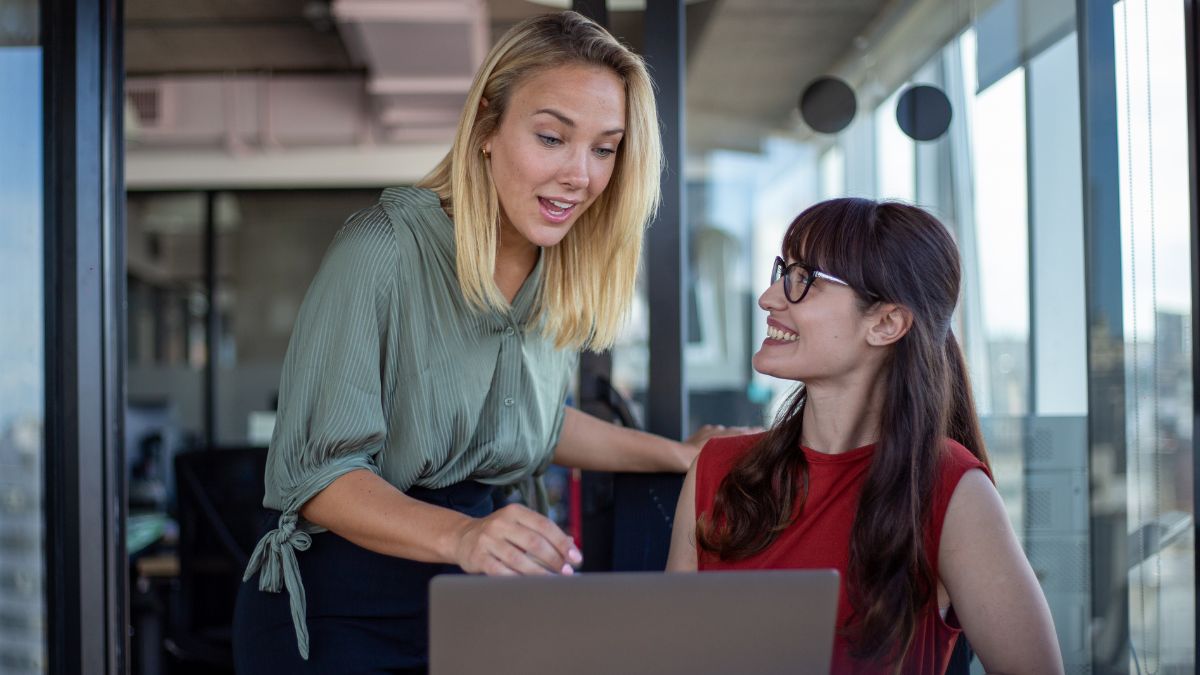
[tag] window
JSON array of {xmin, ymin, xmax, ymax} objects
[
  {"xmin": 1114, "ymin": 0, "xmax": 1195, "ymax": 668},
  {"xmin": 0, "ymin": 14, "xmax": 46, "ymax": 673}
]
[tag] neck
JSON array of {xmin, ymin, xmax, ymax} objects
[
  {"xmin": 494, "ymin": 219, "xmax": 539, "ymax": 303},
  {"xmin": 799, "ymin": 367, "xmax": 889, "ymax": 455}
]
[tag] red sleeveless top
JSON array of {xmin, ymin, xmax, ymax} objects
[{"xmin": 695, "ymin": 433, "xmax": 990, "ymax": 675}]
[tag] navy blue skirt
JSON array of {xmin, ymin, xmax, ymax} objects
[{"xmin": 232, "ymin": 481, "xmax": 499, "ymax": 675}]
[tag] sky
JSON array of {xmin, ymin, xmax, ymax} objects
[{"xmin": 0, "ymin": 47, "xmax": 44, "ymax": 429}]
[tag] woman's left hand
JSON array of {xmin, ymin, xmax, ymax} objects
[
  {"xmin": 552, "ymin": 409, "xmax": 760, "ymax": 474},
  {"xmin": 679, "ymin": 424, "xmax": 760, "ymax": 462}
]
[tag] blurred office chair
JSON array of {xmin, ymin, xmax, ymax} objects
[
  {"xmin": 575, "ymin": 375, "xmax": 683, "ymax": 572},
  {"xmin": 168, "ymin": 446, "xmax": 269, "ymax": 673},
  {"xmin": 577, "ymin": 375, "xmax": 634, "ymax": 572}
]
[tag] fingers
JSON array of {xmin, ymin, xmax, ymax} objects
[
  {"xmin": 508, "ymin": 505, "xmax": 580, "ymax": 566},
  {"xmin": 462, "ymin": 504, "xmax": 582, "ymax": 577},
  {"xmin": 481, "ymin": 554, "xmax": 520, "ymax": 577},
  {"xmin": 495, "ymin": 541, "xmax": 556, "ymax": 576},
  {"xmin": 684, "ymin": 423, "xmax": 758, "ymax": 449},
  {"xmin": 509, "ymin": 521, "xmax": 570, "ymax": 573}
]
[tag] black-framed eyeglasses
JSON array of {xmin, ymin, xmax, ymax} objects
[{"xmin": 771, "ymin": 256, "xmax": 856, "ymax": 304}]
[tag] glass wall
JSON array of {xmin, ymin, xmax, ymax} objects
[
  {"xmin": 1114, "ymin": 0, "xmax": 1195, "ymax": 670},
  {"xmin": 1024, "ymin": 29, "xmax": 1092, "ymax": 673},
  {"xmin": 125, "ymin": 188, "xmax": 384, "ymax": 511},
  {"xmin": 212, "ymin": 190, "xmax": 380, "ymax": 448},
  {"xmin": 0, "ymin": 3, "xmax": 45, "ymax": 673},
  {"xmin": 126, "ymin": 191, "xmax": 207, "ymax": 514}
]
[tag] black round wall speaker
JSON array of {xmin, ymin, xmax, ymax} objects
[
  {"xmin": 895, "ymin": 85, "xmax": 952, "ymax": 141},
  {"xmin": 799, "ymin": 77, "xmax": 857, "ymax": 134}
]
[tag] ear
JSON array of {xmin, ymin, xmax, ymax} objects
[{"xmin": 865, "ymin": 303, "xmax": 914, "ymax": 347}]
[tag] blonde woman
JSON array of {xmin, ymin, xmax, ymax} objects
[{"xmin": 233, "ymin": 11, "xmax": 742, "ymax": 673}]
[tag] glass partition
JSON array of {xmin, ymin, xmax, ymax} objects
[{"xmin": 0, "ymin": 6, "xmax": 46, "ymax": 672}]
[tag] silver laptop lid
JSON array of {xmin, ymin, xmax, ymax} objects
[{"xmin": 430, "ymin": 569, "xmax": 839, "ymax": 675}]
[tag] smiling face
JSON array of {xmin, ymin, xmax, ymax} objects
[
  {"xmin": 752, "ymin": 256, "xmax": 882, "ymax": 385},
  {"xmin": 483, "ymin": 62, "xmax": 626, "ymax": 251}
]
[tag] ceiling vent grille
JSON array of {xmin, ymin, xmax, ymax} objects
[{"xmin": 126, "ymin": 80, "xmax": 176, "ymax": 132}]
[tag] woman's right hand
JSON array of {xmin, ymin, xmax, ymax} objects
[{"xmin": 452, "ymin": 503, "xmax": 582, "ymax": 576}]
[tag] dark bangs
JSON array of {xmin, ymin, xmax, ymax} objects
[{"xmin": 782, "ymin": 197, "xmax": 884, "ymax": 304}]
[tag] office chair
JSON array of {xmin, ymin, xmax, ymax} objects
[
  {"xmin": 577, "ymin": 375, "xmax": 634, "ymax": 572},
  {"xmin": 574, "ymin": 374, "xmax": 685, "ymax": 572},
  {"xmin": 168, "ymin": 446, "xmax": 270, "ymax": 673}
]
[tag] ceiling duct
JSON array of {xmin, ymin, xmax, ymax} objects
[{"xmin": 332, "ymin": 0, "xmax": 489, "ymax": 142}]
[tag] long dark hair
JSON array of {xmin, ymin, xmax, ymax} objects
[{"xmin": 696, "ymin": 198, "xmax": 989, "ymax": 665}]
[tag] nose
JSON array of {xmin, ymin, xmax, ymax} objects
[
  {"xmin": 759, "ymin": 279, "xmax": 787, "ymax": 312},
  {"xmin": 558, "ymin": 147, "xmax": 590, "ymax": 192}
]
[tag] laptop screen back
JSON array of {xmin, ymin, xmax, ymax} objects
[{"xmin": 430, "ymin": 569, "xmax": 840, "ymax": 675}]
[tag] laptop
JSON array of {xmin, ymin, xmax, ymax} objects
[{"xmin": 429, "ymin": 569, "xmax": 840, "ymax": 675}]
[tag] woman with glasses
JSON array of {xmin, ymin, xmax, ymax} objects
[
  {"xmin": 667, "ymin": 199, "xmax": 1063, "ymax": 675},
  {"xmin": 233, "ymin": 12, "xmax": 745, "ymax": 673}
]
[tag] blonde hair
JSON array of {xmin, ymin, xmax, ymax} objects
[{"xmin": 417, "ymin": 11, "xmax": 662, "ymax": 352}]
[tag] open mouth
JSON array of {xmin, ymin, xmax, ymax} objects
[
  {"xmin": 766, "ymin": 324, "xmax": 799, "ymax": 342},
  {"xmin": 539, "ymin": 197, "xmax": 577, "ymax": 223}
]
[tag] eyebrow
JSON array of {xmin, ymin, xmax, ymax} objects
[{"xmin": 534, "ymin": 108, "xmax": 625, "ymax": 136}]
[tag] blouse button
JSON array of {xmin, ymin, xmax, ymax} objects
[
  {"xmin": 504, "ymin": 397, "xmax": 515, "ymax": 407},
  {"xmin": 505, "ymin": 327, "xmax": 516, "ymax": 337}
]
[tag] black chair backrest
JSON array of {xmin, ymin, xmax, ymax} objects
[
  {"xmin": 173, "ymin": 446, "xmax": 270, "ymax": 636},
  {"xmin": 576, "ymin": 376, "xmax": 684, "ymax": 572}
]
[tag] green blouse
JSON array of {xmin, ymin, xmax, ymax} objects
[{"xmin": 241, "ymin": 187, "xmax": 577, "ymax": 659}]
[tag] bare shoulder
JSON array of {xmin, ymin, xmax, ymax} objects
[
  {"xmin": 939, "ymin": 473, "xmax": 1065, "ymax": 673},
  {"xmin": 942, "ymin": 469, "xmax": 1007, "ymax": 543}
]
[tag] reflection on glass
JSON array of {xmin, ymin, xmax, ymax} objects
[
  {"xmin": 125, "ymin": 188, "xmax": 393, "ymax": 519},
  {"xmin": 0, "ymin": 39, "xmax": 46, "ymax": 675},
  {"xmin": 213, "ymin": 190, "xmax": 378, "ymax": 446},
  {"xmin": 126, "ymin": 191, "xmax": 208, "ymax": 501},
  {"xmin": 1114, "ymin": 0, "xmax": 1196, "ymax": 669}
]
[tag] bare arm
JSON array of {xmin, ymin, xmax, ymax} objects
[
  {"xmin": 552, "ymin": 406, "xmax": 751, "ymax": 473},
  {"xmin": 665, "ymin": 458, "xmax": 699, "ymax": 571},
  {"xmin": 939, "ymin": 469, "xmax": 1064, "ymax": 675},
  {"xmin": 300, "ymin": 469, "xmax": 581, "ymax": 576}
]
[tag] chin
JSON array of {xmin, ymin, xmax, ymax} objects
[
  {"xmin": 751, "ymin": 352, "xmax": 774, "ymax": 377},
  {"xmin": 752, "ymin": 354, "xmax": 803, "ymax": 382},
  {"xmin": 521, "ymin": 222, "xmax": 575, "ymax": 248},
  {"xmin": 525, "ymin": 232, "xmax": 570, "ymax": 249}
]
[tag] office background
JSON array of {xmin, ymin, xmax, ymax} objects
[{"xmin": 0, "ymin": 0, "xmax": 1197, "ymax": 673}]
